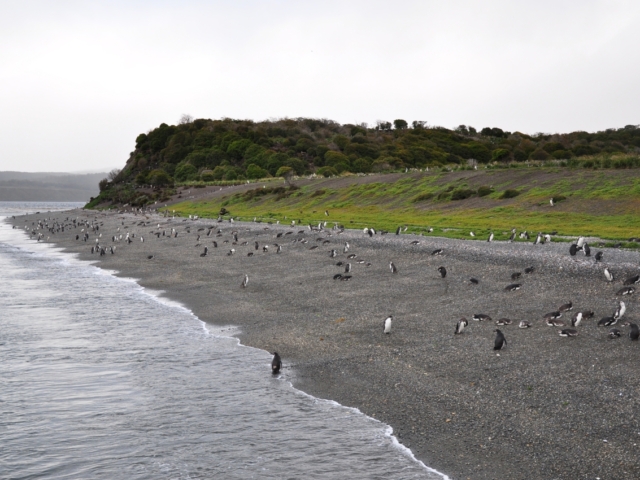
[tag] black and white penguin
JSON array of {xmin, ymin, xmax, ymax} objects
[
  {"xmin": 396, "ymin": 226, "xmax": 401, "ymax": 235},
  {"xmin": 345, "ymin": 263, "xmax": 352, "ymax": 273},
  {"xmin": 583, "ymin": 243, "xmax": 591, "ymax": 256},
  {"xmin": 470, "ymin": 278, "xmax": 479, "ymax": 284},
  {"xmin": 263, "ymin": 245, "xmax": 269, "ymax": 252},
  {"xmin": 472, "ymin": 313, "xmax": 491, "ymax": 322},
  {"xmin": 277, "ymin": 245, "xmax": 282, "ymax": 253},
  {"xmin": 524, "ymin": 266, "xmax": 535, "ymax": 274},
  {"xmin": 272, "ymin": 352, "xmax": 282, "ymax": 374},
  {"xmin": 437, "ymin": 266, "xmax": 447, "ymax": 278},
  {"xmin": 213, "ymin": 241, "xmax": 218, "ymax": 248},
  {"xmin": 595, "ymin": 251, "xmax": 603, "ymax": 262},
  {"xmin": 200, "ymin": 246, "xmax": 208, "ymax": 257},
  {"xmin": 384, "ymin": 315, "xmax": 393, "ymax": 334},
  {"xmin": 504, "ymin": 284, "xmax": 521, "ymax": 292},
  {"xmin": 571, "ymin": 311, "xmax": 583, "ymax": 327},
  {"xmin": 330, "ymin": 249, "xmax": 337, "ymax": 258},
  {"xmin": 496, "ymin": 318, "xmax": 512, "ymax": 325},
  {"xmin": 431, "ymin": 248, "xmax": 443, "ymax": 256},
  {"xmin": 508, "ymin": 232, "xmax": 516, "ymax": 242},
  {"xmin": 623, "ymin": 275, "xmax": 640, "ymax": 285},
  {"xmin": 577, "ymin": 236, "xmax": 585, "ymax": 249},
  {"xmin": 617, "ymin": 286, "xmax": 635, "ymax": 296},
  {"xmin": 410, "ymin": 240, "xmax": 420, "ymax": 245},
  {"xmin": 255, "ymin": 241, "xmax": 259, "ymax": 250},
  {"xmin": 487, "ymin": 232, "xmax": 494, "ymax": 242},
  {"xmin": 597, "ymin": 316, "xmax": 616, "ymax": 327},
  {"xmin": 241, "ymin": 274, "xmax": 249, "ymax": 288},
  {"xmin": 493, "ymin": 329, "xmax": 506, "ymax": 350},
  {"xmin": 147, "ymin": 255, "xmax": 154, "ymax": 260},
  {"xmin": 534, "ymin": 233, "xmax": 542, "ymax": 245},
  {"xmin": 604, "ymin": 268, "xmax": 614, "ymax": 282},
  {"xmin": 347, "ymin": 253, "xmax": 357, "ymax": 259},
  {"xmin": 389, "ymin": 262, "xmax": 398, "ymax": 274},
  {"xmin": 569, "ymin": 244, "xmax": 578, "ymax": 256},
  {"xmin": 470, "ymin": 231, "xmax": 475, "ymax": 237},
  {"xmin": 558, "ymin": 301, "xmax": 573, "ymax": 312},
  {"xmin": 608, "ymin": 328, "xmax": 622, "ymax": 339},
  {"xmin": 613, "ymin": 301, "xmax": 626, "ymax": 320},
  {"xmin": 511, "ymin": 272, "xmax": 522, "ymax": 280},
  {"xmin": 546, "ymin": 318, "xmax": 565, "ymax": 327},
  {"xmin": 247, "ymin": 252, "xmax": 254, "ymax": 257},
  {"xmin": 558, "ymin": 329, "xmax": 578, "ymax": 337},
  {"xmin": 518, "ymin": 320, "xmax": 532, "ymax": 329},
  {"xmin": 455, "ymin": 318, "xmax": 468, "ymax": 334},
  {"xmin": 333, "ymin": 273, "xmax": 343, "ymax": 280}
]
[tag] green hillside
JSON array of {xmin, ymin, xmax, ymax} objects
[
  {"xmin": 89, "ymin": 117, "xmax": 640, "ymax": 208},
  {"xmin": 169, "ymin": 168, "xmax": 640, "ymax": 245}
]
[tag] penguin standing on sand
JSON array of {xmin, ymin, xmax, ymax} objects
[
  {"xmin": 272, "ymin": 352, "xmax": 282, "ymax": 374},
  {"xmin": 487, "ymin": 232, "xmax": 494, "ymax": 242},
  {"xmin": 389, "ymin": 262, "xmax": 398, "ymax": 274},
  {"xmin": 384, "ymin": 315, "xmax": 393, "ymax": 334},
  {"xmin": 569, "ymin": 244, "xmax": 578, "ymax": 256},
  {"xmin": 455, "ymin": 318, "xmax": 468, "ymax": 334},
  {"xmin": 595, "ymin": 251, "xmax": 604, "ymax": 262},
  {"xmin": 604, "ymin": 268, "xmax": 614, "ymax": 282},
  {"xmin": 438, "ymin": 266, "xmax": 447, "ymax": 278},
  {"xmin": 494, "ymin": 329, "xmax": 507, "ymax": 350},
  {"xmin": 628, "ymin": 323, "xmax": 640, "ymax": 341},
  {"xmin": 241, "ymin": 274, "xmax": 249, "ymax": 288}
]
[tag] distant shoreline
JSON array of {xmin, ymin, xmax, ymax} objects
[{"xmin": 9, "ymin": 209, "xmax": 640, "ymax": 480}]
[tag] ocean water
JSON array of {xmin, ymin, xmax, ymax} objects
[{"xmin": 0, "ymin": 202, "xmax": 447, "ymax": 480}]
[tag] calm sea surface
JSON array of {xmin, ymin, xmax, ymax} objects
[{"xmin": 0, "ymin": 202, "xmax": 447, "ymax": 479}]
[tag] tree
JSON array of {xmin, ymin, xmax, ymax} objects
[
  {"xmin": 412, "ymin": 120, "xmax": 427, "ymax": 129},
  {"xmin": 107, "ymin": 168, "xmax": 121, "ymax": 181},
  {"xmin": 179, "ymin": 114, "xmax": 193, "ymax": 124},
  {"xmin": 276, "ymin": 166, "xmax": 294, "ymax": 185},
  {"xmin": 394, "ymin": 119, "xmax": 408, "ymax": 130},
  {"xmin": 99, "ymin": 178, "xmax": 109, "ymax": 192},
  {"xmin": 147, "ymin": 169, "xmax": 173, "ymax": 186}
]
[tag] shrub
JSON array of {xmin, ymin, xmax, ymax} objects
[
  {"xmin": 317, "ymin": 166, "xmax": 338, "ymax": 177},
  {"xmin": 247, "ymin": 164, "xmax": 270, "ymax": 179},
  {"xmin": 99, "ymin": 178, "xmax": 109, "ymax": 192},
  {"xmin": 201, "ymin": 170, "xmax": 216, "ymax": 182},
  {"xmin": 437, "ymin": 192, "xmax": 451, "ymax": 200},
  {"xmin": 500, "ymin": 189, "xmax": 521, "ymax": 199},
  {"xmin": 551, "ymin": 195, "xmax": 566, "ymax": 203},
  {"xmin": 529, "ymin": 148, "xmax": 551, "ymax": 160},
  {"xmin": 135, "ymin": 171, "xmax": 148, "ymax": 185},
  {"xmin": 412, "ymin": 192, "xmax": 434, "ymax": 202},
  {"xmin": 451, "ymin": 188, "xmax": 475, "ymax": 200},
  {"xmin": 491, "ymin": 149, "xmax": 510, "ymax": 162},
  {"xmin": 147, "ymin": 170, "xmax": 173, "ymax": 187}
]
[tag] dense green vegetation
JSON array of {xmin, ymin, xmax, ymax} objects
[
  {"xmin": 168, "ymin": 169, "xmax": 640, "ymax": 244},
  {"xmin": 91, "ymin": 117, "xmax": 640, "ymax": 207}
]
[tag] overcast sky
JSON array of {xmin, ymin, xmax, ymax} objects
[{"xmin": 1, "ymin": 0, "xmax": 639, "ymax": 172}]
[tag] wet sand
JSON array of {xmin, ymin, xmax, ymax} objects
[{"xmin": 10, "ymin": 209, "xmax": 640, "ymax": 479}]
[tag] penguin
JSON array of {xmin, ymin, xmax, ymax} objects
[
  {"xmin": 271, "ymin": 352, "xmax": 282, "ymax": 374},
  {"xmin": 340, "ymin": 275, "xmax": 352, "ymax": 281},
  {"xmin": 345, "ymin": 263, "xmax": 352, "ymax": 273},
  {"xmin": 469, "ymin": 278, "xmax": 479, "ymax": 284},
  {"xmin": 493, "ymin": 329, "xmax": 507, "ymax": 350},
  {"xmin": 604, "ymin": 268, "xmax": 614, "ymax": 282},
  {"xmin": 616, "ymin": 286, "xmax": 635, "ymax": 296},
  {"xmin": 608, "ymin": 328, "xmax": 622, "ymax": 339},
  {"xmin": 511, "ymin": 272, "xmax": 522, "ymax": 280},
  {"xmin": 627, "ymin": 323, "xmax": 639, "ymax": 341},
  {"xmin": 623, "ymin": 275, "xmax": 640, "ymax": 285},
  {"xmin": 558, "ymin": 301, "xmax": 573, "ymax": 312},
  {"xmin": 550, "ymin": 198, "xmax": 554, "ymax": 207},
  {"xmin": 147, "ymin": 255, "xmax": 154, "ymax": 260},
  {"xmin": 487, "ymin": 232, "xmax": 494, "ymax": 242},
  {"xmin": 571, "ymin": 311, "xmax": 583, "ymax": 327},
  {"xmin": 333, "ymin": 273, "xmax": 343, "ymax": 280},
  {"xmin": 384, "ymin": 315, "xmax": 393, "ymax": 334},
  {"xmin": 454, "ymin": 318, "xmax": 468, "ymax": 334},
  {"xmin": 410, "ymin": 240, "xmax": 420, "ymax": 245},
  {"xmin": 431, "ymin": 248, "xmax": 443, "ymax": 256},
  {"xmin": 508, "ymin": 232, "xmax": 516, "ymax": 243},
  {"xmin": 347, "ymin": 254, "xmax": 357, "ymax": 259},
  {"xmin": 330, "ymin": 249, "xmax": 337, "ymax": 258},
  {"xmin": 505, "ymin": 284, "xmax": 521, "ymax": 292},
  {"xmin": 389, "ymin": 262, "xmax": 398, "ymax": 274},
  {"xmin": 241, "ymin": 274, "xmax": 249, "ymax": 288},
  {"xmin": 263, "ymin": 245, "xmax": 269, "ymax": 252},
  {"xmin": 613, "ymin": 301, "xmax": 626, "ymax": 320},
  {"xmin": 598, "ymin": 317, "xmax": 616, "ymax": 327},
  {"xmin": 472, "ymin": 314, "xmax": 491, "ymax": 322},
  {"xmin": 470, "ymin": 231, "xmax": 475, "ymax": 237},
  {"xmin": 496, "ymin": 318, "xmax": 512, "ymax": 325},
  {"xmin": 200, "ymin": 246, "xmax": 208, "ymax": 257},
  {"xmin": 558, "ymin": 329, "xmax": 578, "ymax": 337},
  {"xmin": 583, "ymin": 243, "xmax": 591, "ymax": 256},
  {"xmin": 534, "ymin": 233, "xmax": 542, "ymax": 245},
  {"xmin": 577, "ymin": 236, "xmax": 585, "ymax": 249},
  {"xmin": 437, "ymin": 266, "xmax": 447, "ymax": 278},
  {"xmin": 595, "ymin": 251, "xmax": 603, "ymax": 262},
  {"xmin": 569, "ymin": 244, "xmax": 578, "ymax": 256},
  {"xmin": 546, "ymin": 318, "xmax": 565, "ymax": 327},
  {"xmin": 276, "ymin": 245, "xmax": 282, "ymax": 253},
  {"xmin": 524, "ymin": 266, "xmax": 535, "ymax": 274},
  {"xmin": 343, "ymin": 242, "xmax": 350, "ymax": 253},
  {"xmin": 213, "ymin": 241, "xmax": 218, "ymax": 248},
  {"xmin": 519, "ymin": 320, "xmax": 532, "ymax": 329},
  {"xmin": 581, "ymin": 311, "xmax": 595, "ymax": 319},
  {"xmin": 396, "ymin": 226, "xmax": 401, "ymax": 235},
  {"xmin": 247, "ymin": 252, "xmax": 254, "ymax": 257},
  {"xmin": 255, "ymin": 241, "xmax": 259, "ymax": 250},
  {"xmin": 336, "ymin": 261, "xmax": 344, "ymax": 266}
]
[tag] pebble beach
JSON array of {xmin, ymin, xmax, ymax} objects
[{"xmin": 11, "ymin": 209, "xmax": 640, "ymax": 480}]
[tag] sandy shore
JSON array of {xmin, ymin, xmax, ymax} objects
[{"xmin": 10, "ymin": 209, "xmax": 640, "ymax": 479}]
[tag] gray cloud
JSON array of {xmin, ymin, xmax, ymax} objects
[{"xmin": 1, "ymin": 0, "xmax": 639, "ymax": 171}]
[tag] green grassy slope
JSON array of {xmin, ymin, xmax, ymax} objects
[{"xmin": 167, "ymin": 168, "xmax": 640, "ymax": 244}]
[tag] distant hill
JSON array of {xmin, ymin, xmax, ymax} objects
[{"xmin": 0, "ymin": 172, "xmax": 107, "ymax": 201}]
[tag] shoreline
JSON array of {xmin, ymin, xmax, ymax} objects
[{"xmin": 10, "ymin": 209, "xmax": 640, "ymax": 479}]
